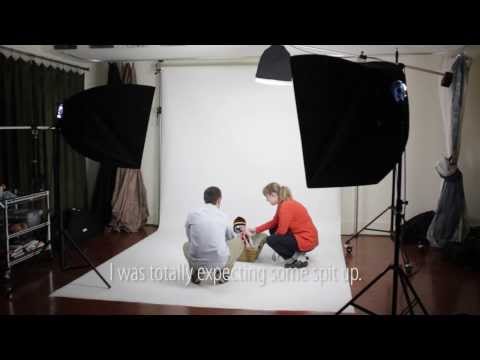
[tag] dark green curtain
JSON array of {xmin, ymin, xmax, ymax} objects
[{"xmin": 0, "ymin": 53, "xmax": 87, "ymax": 210}]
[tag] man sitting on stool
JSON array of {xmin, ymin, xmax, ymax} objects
[{"xmin": 183, "ymin": 186, "xmax": 245, "ymax": 285}]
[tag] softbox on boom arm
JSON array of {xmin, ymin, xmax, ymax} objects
[
  {"xmin": 61, "ymin": 84, "xmax": 155, "ymax": 168},
  {"xmin": 290, "ymin": 55, "xmax": 409, "ymax": 188}
]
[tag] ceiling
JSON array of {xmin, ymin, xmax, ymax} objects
[{"xmin": 44, "ymin": 45, "xmax": 479, "ymax": 63}]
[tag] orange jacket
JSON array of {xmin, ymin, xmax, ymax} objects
[{"xmin": 255, "ymin": 199, "xmax": 318, "ymax": 252}]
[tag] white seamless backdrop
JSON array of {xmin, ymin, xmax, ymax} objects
[{"xmin": 159, "ymin": 65, "xmax": 341, "ymax": 238}]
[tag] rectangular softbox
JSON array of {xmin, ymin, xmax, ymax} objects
[{"xmin": 290, "ymin": 55, "xmax": 409, "ymax": 188}]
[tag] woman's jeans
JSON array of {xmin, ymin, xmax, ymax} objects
[{"xmin": 266, "ymin": 228, "xmax": 298, "ymax": 260}]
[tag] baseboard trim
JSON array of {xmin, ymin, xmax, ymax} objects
[{"xmin": 341, "ymin": 233, "xmax": 391, "ymax": 237}]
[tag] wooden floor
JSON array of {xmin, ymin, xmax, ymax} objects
[{"xmin": 1, "ymin": 226, "xmax": 479, "ymax": 315}]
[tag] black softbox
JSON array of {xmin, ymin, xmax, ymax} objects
[
  {"xmin": 290, "ymin": 55, "xmax": 409, "ymax": 188},
  {"xmin": 61, "ymin": 84, "xmax": 155, "ymax": 169}
]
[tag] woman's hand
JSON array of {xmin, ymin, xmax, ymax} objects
[{"xmin": 246, "ymin": 228, "xmax": 256, "ymax": 236}]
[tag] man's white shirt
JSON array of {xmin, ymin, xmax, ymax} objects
[{"xmin": 185, "ymin": 203, "xmax": 236, "ymax": 268}]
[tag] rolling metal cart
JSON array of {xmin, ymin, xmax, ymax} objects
[{"xmin": 1, "ymin": 191, "xmax": 52, "ymax": 298}]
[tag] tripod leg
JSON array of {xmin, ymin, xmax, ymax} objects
[
  {"xmin": 345, "ymin": 206, "xmax": 393, "ymax": 245},
  {"xmin": 59, "ymin": 220, "xmax": 65, "ymax": 270},
  {"xmin": 60, "ymin": 233, "xmax": 81, "ymax": 271},
  {"xmin": 62, "ymin": 238, "xmax": 89, "ymax": 271},
  {"xmin": 398, "ymin": 269, "xmax": 414, "ymax": 315},
  {"xmin": 392, "ymin": 266, "xmax": 399, "ymax": 315},
  {"xmin": 401, "ymin": 249, "xmax": 414, "ymax": 276},
  {"xmin": 52, "ymin": 124, "xmax": 111, "ymax": 290},
  {"xmin": 336, "ymin": 265, "xmax": 392, "ymax": 315},
  {"xmin": 399, "ymin": 269, "xmax": 428, "ymax": 315},
  {"xmin": 63, "ymin": 230, "xmax": 111, "ymax": 289}
]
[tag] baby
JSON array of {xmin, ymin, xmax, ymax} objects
[{"xmin": 233, "ymin": 216, "xmax": 254, "ymax": 248}]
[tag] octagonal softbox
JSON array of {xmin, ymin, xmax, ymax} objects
[{"xmin": 290, "ymin": 55, "xmax": 409, "ymax": 188}]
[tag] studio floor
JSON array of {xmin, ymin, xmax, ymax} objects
[{"xmin": 1, "ymin": 225, "xmax": 479, "ymax": 315}]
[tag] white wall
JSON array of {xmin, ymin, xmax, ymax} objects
[{"xmin": 341, "ymin": 54, "xmax": 480, "ymax": 235}]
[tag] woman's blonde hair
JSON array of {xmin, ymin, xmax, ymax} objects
[{"xmin": 262, "ymin": 182, "xmax": 292, "ymax": 201}]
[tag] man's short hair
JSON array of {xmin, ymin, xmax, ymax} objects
[{"xmin": 204, "ymin": 186, "xmax": 222, "ymax": 205}]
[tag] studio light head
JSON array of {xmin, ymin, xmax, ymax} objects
[
  {"xmin": 255, "ymin": 45, "xmax": 292, "ymax": 85},
  {"xmin": 56, "ymin": 103, "xmax": 64, "ymax": 120},
  {"xmin": 290, "ymin": 54, "xmax": 409, "ymax": 188},
  {"xmin": 391, "ymin": 80, "xmax": 408, "ymax": 104}
]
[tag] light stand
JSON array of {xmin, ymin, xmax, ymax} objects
[
  {"xmin": 0, "ymin": 125, "xmax": 47, "ymax": 193},
  {"xmin": 337, "ymin": 50, "xmax": 423, "ymax": 315},
  {"xmin": 52, "ymin": 120, "xmax": 111, "ymax": 288},
  {"xmin": 343, "ymin": 50, "xmax": 414, "ymax": 274},
  {"xmin": 336, "ymin": 156, "xmax": 427, "ymax": 315}
]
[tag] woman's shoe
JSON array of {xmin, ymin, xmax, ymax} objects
[
  {"xmin": 285, "ymin": 259, "xmax": 309, "ymax": 268},
  {"xmin": 284, "ymin": 257, "xmax": 296, "ymax": 267},
  {"xmin": 292, "ymin": 260, "xmax": 308, "ymax": 268}
]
